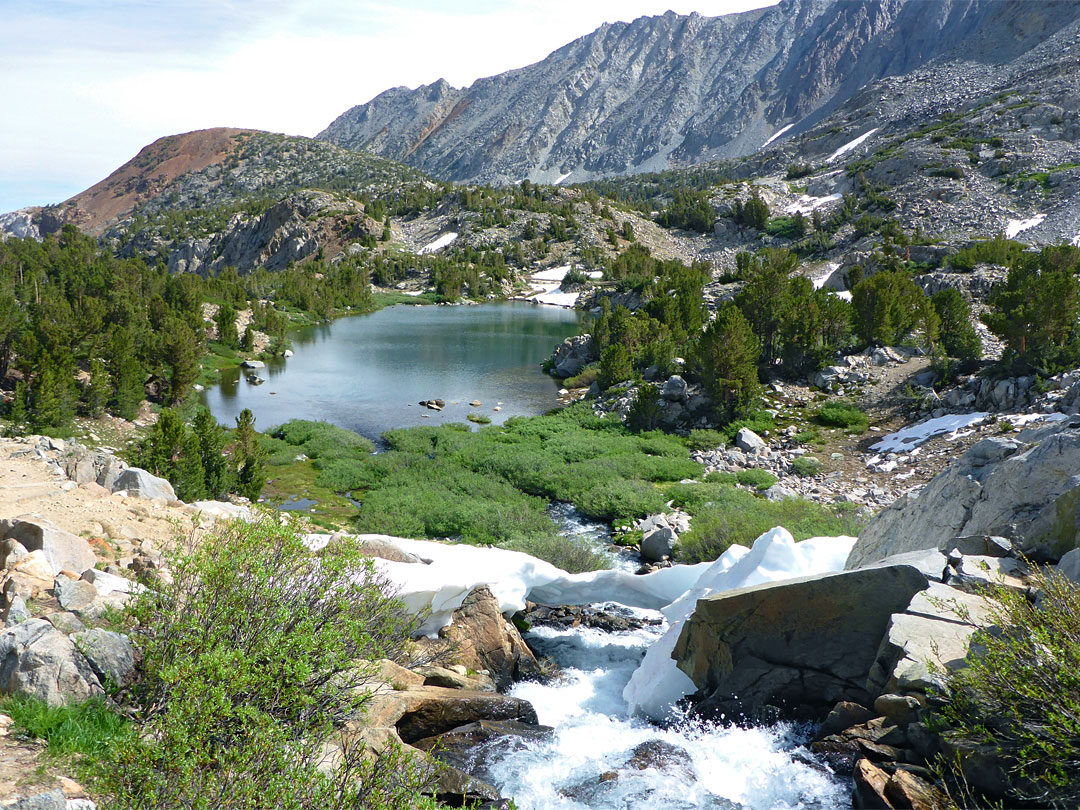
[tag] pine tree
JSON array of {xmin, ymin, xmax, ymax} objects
[
  {"xmin": 8, "ymin": 380, "xmax": 28, "ymax": 433},
  {"xmin": 693, "ymin": 303, "xmax": 761, "ymax": 420},
  {"xmin": 233, "ymin": 409, "xmax": 266, "ymax": 502},
  {"xmin": 29, "ymin": 358, "xmax": 74, "ymax": 433},
  {"xmin": 192, "ymin": 408, "xmax": 232, "ymax": 498},
  {"xmin": 215, "ymin": 303, "xmax": 239, "ymax": 349},
  {"xmin": 166, "ymin": 320, "xmax": 201, "ymax": 404},
  {"xmin": 86, "ymin": 357, "xmax": 111, "ymax": 418},
  {"xmin": 109, "ymin": 329, "xmax": 145, "ymax": 421},
  {"xmin": 172, "ymin": 430, "xmax": 208, "ymax": 503}
]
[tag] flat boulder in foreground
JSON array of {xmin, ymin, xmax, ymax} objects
[{"xmin": 673, "ymin": 564, "xmax": 929, "ymax": 719}]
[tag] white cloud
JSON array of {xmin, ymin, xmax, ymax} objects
[{"xmin": 1, "ymin": 0, "xmax": 777, "ymax": 213}]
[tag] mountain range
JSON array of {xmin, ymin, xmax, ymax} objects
[{"xmin": 317, "ymin": 0, "xmax": 1080, "ymax": 185}]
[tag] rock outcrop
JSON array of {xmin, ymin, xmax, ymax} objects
[
  {"xmin": 672, "ymin": 564, "xmax": 930, "ymax": 718},
  {"xmin": 436, "ymin": 586, "xmax": 540, "ymax": 691},
  {"xmin": 848, "ymin": 416, "xmax": 1080, "ymax": 567}
]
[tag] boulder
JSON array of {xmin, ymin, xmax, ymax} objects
[
  {"xmin": 437, "ymin": 586, "xmax": 539, "ymax": 690},
  {"xmin": 734, "ymin": 428, "xmax": 767, "ymax": 454},
  {"xmin": 0, "ymin": 619, "xmax": 101, "ymax": 705},
  {"xmin": 848, "ymin": 418, "xmax": 1080, "ymax": 568},
  {"xmin": 386, "ymin": 687, "xmax": 539, "ymax": 744},
  {"xmin": 852, "ymin": 758, "xmax": 892, "ymax": 809},
  {"xmin": 764, "ymin": 484, "xmax": 799, "ymax": 502},
  {"xmin": 940, "ymin": 535, "xmax": 1012, "ymax": 558},
  {"xmin": 818, "ymin": 701, "xmax": 876, "ymax": 738},
  {"xmin": 240, "ymin": 359, "xmax": 265, "ymax": 369},
  {"xmin": 113, "ymin": 468, "xmax": 176, "ymax": 501},
  {"xmin": 54, "ymin": 576, "xmax": 97, "ymax": 612},
  {"xmin": 673, "ymin": 565, "xmax": 929, "ymax": 719},
  {"xmin": 10, "ymin": 791, "xmax": 67, "ymax": 810},
  {"xmin": 640, "ymin": 526, "xmax": 676, "ymax": 562},
  {"xmin": 551, "ymin": 335, "xmax": 596, "ymax": 379},
  {"xmin": 0, "ymin": 516, "xmax": 96, "ymax": 577},
  {"xmin": 661, "ymin": 375, "xmax": 688, "ymax": 402},
  {"xmin": 1059, "ymin": 548, "xmax": 1080, "ymax": 584},
  {"xmin": 81, "ymin": 568, "xmax": 137, "ymax": 595},
  {"xmin": 866, "ymin": 612, "xmax": 976, "ymax": 695},
  {"xmin": 71, "ymin": 629, "xmax": 136, "ymax": 688}
]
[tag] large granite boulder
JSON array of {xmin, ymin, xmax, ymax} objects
[
  {"xmin": 0, "ymin": 516, "xmax": 96, "ymax": 576},
  {"xmin": 672, "ymin": 565, "xmax": 929, "ymax": 719},
  {"xmin": 113, "ymin": 468, "xmax": 177, "ymax": 501},
  {"xmin": 849, "ymin": 417, "xmax": 1080, "ymax": 568},
  {"xmin": 0, "ymin": 619, "xmax": 101, "ymax": 705},
  {"xmin": 437, "ymin": 586, "xmax": 539, "ymax": 690}
]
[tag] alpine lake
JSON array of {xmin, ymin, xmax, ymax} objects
[{"xmin": 202, "ymin": 301, "xmax": 585, "ymax": 440}]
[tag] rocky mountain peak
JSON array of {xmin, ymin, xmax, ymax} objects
[{"xmin": 317, "ymin": 0, "xmax": 1080, "ymax": 186}]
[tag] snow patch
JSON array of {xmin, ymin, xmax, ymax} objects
[
  {"xmin": 786, "ymin": 193, "xmax": 841, "ymax": 216},
  {"xmin": 811, "ymin": 262, "xmax": 842, "ymax": 290},
  {"xmin": 827, "ymin": 128, "xmax": 879, "ymax": 163},
  {"xmin": 532, "ymin": 289, "xmax": 580, "ymax": 308},
  {"xmin": 1073, "ymin": 231, "xmax": 1080, "ymax": 248},
  {"xmin": 554, "ymin": 171, "xmax": 574, "ymax": 186},
  {"xmin": 871, "ymin": 413, "xmax": 990, "ymax": 454},
  {"xmin": 760, "ymin": 123, "xmax": 795, "ymax": 150},
  {"xmin": 417, "ymin": 232, "xmax": 459, "ymax": 255},
  {"xmin": 835, "ymin": 290, "xmax": 852, "ymax": 301},
  {"xmin": 531, "ymin": 265, "xmax": 573, "ymax": 283},
  {"xmin": 1004, "ymin": 214, "xmax": 1046, "ymax": 239}
]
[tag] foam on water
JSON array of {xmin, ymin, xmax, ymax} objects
[{"xmin": 486, "ymin": 619, "xmax": 849, "ymax": 810}]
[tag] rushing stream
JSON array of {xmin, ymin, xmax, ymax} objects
[
  {"xmin": 459, "ymin": 511, "xmax": 852, "ymax": 810},
  {"xmin": 482, "ymin": 617, "xmax": 850, "ymax": 810}
]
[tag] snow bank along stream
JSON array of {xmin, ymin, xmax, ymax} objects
[{"xmin": 322, "ymin": 527, "xmax": 857, "ymax": 808}]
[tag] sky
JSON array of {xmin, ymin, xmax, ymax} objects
[{"xmin": 1, "ymin": 0, "xmax": 778, "ymax": 214}]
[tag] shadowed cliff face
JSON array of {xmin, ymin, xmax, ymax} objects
[{"xmin": 317, "ymin": 0, "xmax": 1080, "ymax": 186}]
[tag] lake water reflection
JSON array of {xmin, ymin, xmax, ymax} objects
[{"xmin": 202, "ymin": 302, "xmax": 584, "ymax": 440}]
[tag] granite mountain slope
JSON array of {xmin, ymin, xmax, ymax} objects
[{"xmin": 317, "ymin": 0, "xmax": 1080, "ymax": 185}]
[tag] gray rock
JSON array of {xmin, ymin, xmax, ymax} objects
[
  {"xmin": 4, "ymin": 594, "xmax": 30, "ymax": 627},
  {"xmin": 55, "ymin": 577, "xmax": 98, "ymax": 612},
  {"xmin": 867, "ymin": 612, "xmax": 976, "ymax": 695},
  {"xmin": 940, "ymin": 535, "xmax": 1012, "ymax": 558},
  {"xmin": 113, "ymin": 468, "xmax": 177, "ymax": 501},
  {"xmin": 946, "ymin": 555, "xmax": 1029, "ymax": 593},
  {"xmin": 661, "ymin": 375, "xmax": 688, "ymax": 402},
  {"xmin": 0, "ymin": 619, "xmax": 101, "ymax": 705},
  {"xmin": 874, "ymin": 694, "xmax": 922, "ymax": 726},
  {"xmin": 0, "ymin": 516, "xmax": 95, "ymax": 577},
  {"xmin": 764, "ymin": 484, "xmax": 799, "ymax": 502},
  {"xmin": 72, "ymin": 629, "xmax": 136, "ymax": 688},
  {"xmin": 640, "ymin": 527, "xmax": 676, "ymax": 562},
  {"xmin": 734, "ymin": 428, "xmax": 767, "ymax": 454},
  {"xmin": 11, "ymin": 790, "xmax": 66, "ymax": 810},
  {"xmin": 673, "ymin": 565, "xmax": 929, "ymax": 718},
  {"xmin": 240, "ymin": 359, "xmax": 265, "ymax": 369},
  {"xmin": 1058, "ymin": 548, "xmax": 1080, "ymax": 584},
  {"xmin": 848, "ymin": 418, "xmax": 1080, "ymax": 568},
  {"xmin": 551, "ymin": 335, "xmax": 596, "ymax": 379},
  {"xmin": 45, "ymin": 612, "xmax": 86, "ymax": 635},
  {"xmin": 81, "ymin": 568, "xmax": 137, "ymax": 595},
  {"xmin": 865, "ymin": 548, "xmax": 949, "ymax": 582}
]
